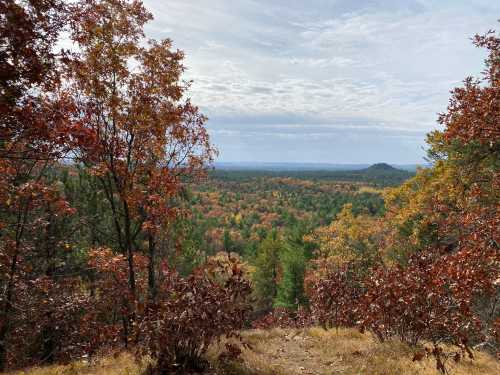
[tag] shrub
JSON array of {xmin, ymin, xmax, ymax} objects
[
  {"xmin": 306, "ymin": 261, "xmax": 362, "ymax": 330},
  {"xmin": 356, "ymin": 247, "xmax": 498, "ymax": 372},
  {"xmin": 141, "ymin": 254, "xmax": 252, "ymax": 374},
  {"xmin": 251, "ymin": 307, "xmax": 310, "ymax": 329}
]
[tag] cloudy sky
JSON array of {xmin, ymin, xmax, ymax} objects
[{"xmin": 142, "ymin": 0, "xmax": 499, "ymax": 164}]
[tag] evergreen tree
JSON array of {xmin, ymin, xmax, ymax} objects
[
  {"xmin": 223, "ymin": 228, "xmax": 232, "ymax": 253},
  {"xmin": 252, "ymin": 231, "xmax": 282, "ymax": 310},
  {"xmin": 243, "ymin": 241, "xmax": 258, "ymax": 260},
  {"xmin": 274, "ymin": 242, "xmax": 307, "ymax": 310}
]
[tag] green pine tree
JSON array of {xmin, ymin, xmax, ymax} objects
[
  {"xmin": 274, "ymin": 242, "xmax": 307, "ymax": 310},
  {"xmin": 252, "ymin": 230, "xmax": 282, "ymax": 310}
]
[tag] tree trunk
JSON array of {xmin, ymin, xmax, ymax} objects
[
  {"xmin": 122, "ymin": 200, "xmax": 136, "ymax": 297},
  {"xmin": 0, "ymin": 245, "xmax": 20, "ymax": 371},
  {"xmin": 148, "ymin": 233, "xmax": 157, "ymax": 302}
]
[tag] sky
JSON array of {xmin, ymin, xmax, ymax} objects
[{"xmin": 142, "ymin": 0, "xmax": 499, "ymax": 164}]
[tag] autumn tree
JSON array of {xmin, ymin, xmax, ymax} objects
[
  {"xmin": 303, "ymin": 204, "xmax": 382, "ymax": 328},
  {"xmin": 141, "ymin": 253, "xmax": 252, "ymax": 373},
  {"xmin": 64, "ymin": 0, "xmax": 215, "ymax": 341},
  {"xmin": 384, "ymin": 30, "xmax": 498, "ymax": 263},
  {"xmin": 0, "ymin": 0, "xmax": 83, "ymax": 369},
  {"xmin": 306, "ymin": 203, "xmax": 384, "ymax": 272}
]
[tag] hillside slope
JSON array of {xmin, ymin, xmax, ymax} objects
[{"xmin": 7, "ymin": 329, "xmax": 499, "ymax": 375}]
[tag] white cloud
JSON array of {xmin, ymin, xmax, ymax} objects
[{"xmin": 142, "ymin": 0, "xmax": 499, "ymax": 163}]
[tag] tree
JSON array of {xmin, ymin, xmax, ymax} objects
[
  {"xmin": 306, "ymin": 204, "xmax": 384, "ymax": 272},
  {"xmin": 274, "ymin": 243, "xmax": 307, "ymax": 310},
  {"xmin": 223, "ymin": 228, "xmax": 233, "ymax": 254},
  {"xmin": 65, "ymin": 0, "xmax": 215, "ymax": 340},
  {"xmin": 252, "ymin": 231, "xmax": 283, "ymax": 310},
  {"xmin": 0, "ymin": 0, "xmax": 77, "ymax": 369},
  {"xmin": 141, "ymin": 253, "xmax": 252, "ymax": 373},
  {"xmin": 383, "ymin": 33, "xmax": 498, "ymax": 266}
]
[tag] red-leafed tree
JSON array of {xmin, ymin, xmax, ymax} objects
[
  {"xmin": 65, "ymin": 0, "xmax": 215, "ymax": 346},
  {"xmin": 0, "ymin": 0, "xmax": 82, "ymax": 369}
]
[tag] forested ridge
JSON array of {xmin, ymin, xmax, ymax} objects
[
  {"xmin": 207, "ymin": 164, "xmax": 414, "ymax": 187},
  {"xmin": 0, "ymin": 1, "xmax": 498, "ymax": 374}
]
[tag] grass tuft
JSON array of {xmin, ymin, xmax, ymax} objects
[{"xmin": 5, "ymin": 353, "xmax": 149, "ymax": 375}]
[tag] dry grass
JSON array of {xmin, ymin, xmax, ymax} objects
[
  {"xmin": 5, "ymin": 353, "xmax": 150, "ymax": 375},
  {"xmin": 209, "ymin": 328, "xmax": 500, "ymax": 375},
  {"xmin": 4, "ymin": 329, "xmax": 499, "ymax": 375}
]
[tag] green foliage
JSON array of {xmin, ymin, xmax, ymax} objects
[
  {"xmin": 243, "ymin": 241, "xmax": 258, "ymax": 260},
  {"xmin": 274, "ymin": 243, "xmax": 307, "ymax": 310},
  {"xmin": 223, "ymin": 228, "xmax": 233, "ymax": 253},
  {"xmin": 209, "ymin": 166, "xmax": 414, "ymax": 187},
  {"xmin": 252, "ymin": 231, "xmax": 283, "ymax": 310}
]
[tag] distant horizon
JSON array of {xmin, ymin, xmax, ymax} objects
[
  {"xmin": 212, "ymin": 160, "xmax": 429, "ymax": 166},
  {"xmin": 211, "ymin": 161, "xmax": 430, "ymax": 172}
]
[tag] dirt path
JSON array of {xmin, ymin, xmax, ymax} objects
[
  {"xmin": 222, "ymin": 328, "xmax": 500, "ymax": 375},
  {"xmin": 261, "ymin": 331, "xmax": 343, "ymax": 374},
  {"xmin": 238, "ymin": 329, "xmax": 366, "ymax": 375}
]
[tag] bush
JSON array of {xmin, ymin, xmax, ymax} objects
[
  {"xmin": 357, "ymin": 248, "xmax": 498, "ymax": 348},
  {"xmin": 141, "ymin": 253, "xmax": 252, "ymax": 374},
  {"xmin": 251, "ymin": 307, "xmax": 310, "ymax": 329},
  {"xmin": 306, "ymin": 261, "xmax": 362, "ymax": 330}
]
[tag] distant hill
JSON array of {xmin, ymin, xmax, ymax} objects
[{"xmin": 363, "ymin": 163, "xmax": 400, "ymax": 172}]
